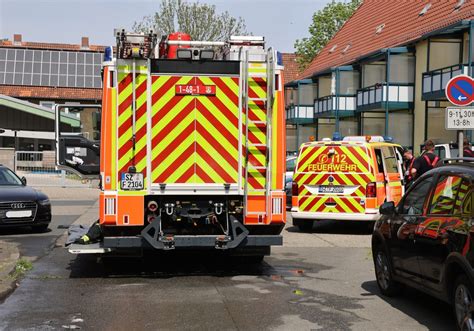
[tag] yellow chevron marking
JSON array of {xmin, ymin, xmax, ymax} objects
[{"xmin": 151, "ymin": 133, "xmax": 195, "ymax": 182}]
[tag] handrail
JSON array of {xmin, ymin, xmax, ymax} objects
[
  {"xmin": 314, "ymin": 93, "xmax": 356, "ymax": 102},
  {"xmin": 357, "ymin": 82, "xmax": 414, "ymax": 94},
  {"xmin": 422, "ymin": 62, "xmax": 473, "ymax": 77}
]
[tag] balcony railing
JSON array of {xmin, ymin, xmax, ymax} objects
[
  {"xmin": 422, "ymin": 63, "xmax": 469, "ymax": 100},
  {"xmin": 286, "ymin": 104, "xmax": 314, "ymax": 124},
  {"xmin": 314, "ymin": 94, "xmax": 356, "ymax": 118},
  {"xmin": 356, "ymin": 83, "xmax": 414, "ymax": 111}
]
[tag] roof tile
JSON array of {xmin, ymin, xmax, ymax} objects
[
  {"xmin": 298, "ymin": 0, "xmax": 474, "ymax": 80},
  {"xmin": 0, "ymin": 85, "xmax": 102, "ymax": 101}
]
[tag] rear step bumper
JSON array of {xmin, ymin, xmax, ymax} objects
[
  {"xmin": 68, "ymin": 215, "xmax": 282, "ymax": 254},
  {"xmin": 68, "ymin": 236, "xmax": 282, "ymax": 254},
  {"xmin": 291, "ymin": 209, "xmax": 380, "ymax": 221}
]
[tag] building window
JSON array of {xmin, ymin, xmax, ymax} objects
[{"xmin": 39, "ymin": 101, "xmax": 55, "ymax": 109}]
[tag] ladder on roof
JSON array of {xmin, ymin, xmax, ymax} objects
[{"xmin": 243, "ymin": 48, "xmax": 275, "ymax": 220}]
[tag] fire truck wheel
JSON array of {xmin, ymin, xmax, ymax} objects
[
  {"xmin": 373, "ymin": 245, "xmax": 401, "ymax": 297},
  {"xmin": 293, "ymin": 219, "xmax": 313, "ymax": 232},
  {"xmin": 453, "ymin": 274, "xmax": 474, "ymax": 330}
]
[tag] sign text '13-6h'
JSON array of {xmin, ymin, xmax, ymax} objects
[{"xmin": 445, "ymin": 75, "xmax": 474, "ymax": 130}]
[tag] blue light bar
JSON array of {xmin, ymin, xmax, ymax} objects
[{"xmin": 104, "ymin": 46, "xmax": 113, "ymax": 62}]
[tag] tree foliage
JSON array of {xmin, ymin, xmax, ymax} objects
[
  {"xmin": 133, "ymin": 0, "xmax": 248, "ymax": 41},
  {"xmin": 294, "ymin": 0, "xmax": 361, "ymax": 70}
]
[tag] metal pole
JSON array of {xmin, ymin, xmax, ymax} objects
[
  {"xmin": 13, "ymin": 130, "xmax": 17, "ymax": 171},
  {"xmin": 459, "ymin": 130, "xmax": 464, "ymax": 158},
  {"xmin": 468, "ymin": 20, "xmax": 473, "ymax": 142},
  {"xmin": 335, "ymin": 68, "xmax": 340, "ymax": 134},
  {"xmin": 296, "ymin": 82, "xmax": 301, "ymax": 150},
  {"xmin": 385, "ymin": 49, "xmax": 391, "ymax": 136}
]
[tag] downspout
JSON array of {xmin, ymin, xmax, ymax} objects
[
  {"xmin": 296, "ymin": 82, "xmax": 301, "ymax": 151},
  {"xmin": 385, "ymin": 49, "xmax": 391, "ymax": 137},
  {"xmin": 335, "ymin": 68, "xmax": 340, "ymax": 135}
]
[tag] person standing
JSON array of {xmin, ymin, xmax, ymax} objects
[
  {"xmin": 411, "ymin": 139, "xmax": 439, "ymax": 180},
  {"xmin": 403, "ymin": 149, "xmax": 415, "ymax": 187},
  {"xmin": 463, "ymin": 137, "xmax": 474, "ymax": 157}
]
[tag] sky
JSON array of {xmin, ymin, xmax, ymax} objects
[{"xmin": 0, "ymin": 0, "xmax": 330, "ymax": 53}]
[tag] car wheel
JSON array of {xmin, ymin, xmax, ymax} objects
[
  {"xmin": 373, "ymin": 245, "xmax": 400, "ymax": 296},
  {"xmin": 453, "ymin": 274, "xmax": 474, "ymax": 330},
  {"xmin": 33, "ymin": 224, "xmax": 49, "ymax": 233},
  {"xmin": 293, "ymin": 219, "xmax": 313, "ymax": 232}
]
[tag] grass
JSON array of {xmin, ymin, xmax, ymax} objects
[{"xmin": 11, "ymin": 258, "xmax": 33, "ymax": 279}]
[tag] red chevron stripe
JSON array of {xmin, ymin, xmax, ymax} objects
[
  {"xmin": 118, "ymin": 94, "xmax": 132, "ymax": 116},
  {"xmin": 152, "ymin": 95, "xmax": 186, "ymax": 125},
  {"xmin": 155, "ymin": 143, "xmax": 195, "ymax": 183},
  {"xmin": 196, "ymin": 164, "xmax": 214, "ymax": 183},
  {"xmin": 195, "ymin": 99, "xmax": 238, "ymax": 147},
  {"xmin": 118, "ymin": 101, "xmax": 147, "ymax": 139},
  {"xmin": 151, "ymin": 76, "xmax": 184, "ymax": 106},
  {"xmin": 151, "ymin": 99, "xmax": 195, "ymax": 148},
  {"xmin": 303, "ymin": 197, "xmax": 320, "ymax": 212},
  {"xmin": 118, "ymin": 73, "xmax": 133, "ymax": 93},
  {"xmin": 209, "ymin": 77, "xmax": 239, "ymax": 106},
  {"xmin": 195, "ymin": 121, "xmax": 238, "ymax": 169},
  {"xmin": 118, "ymin": 78, "xmax": 147, "ymax": 116},
  {"xmin": 152, "ymin": 121, "xmax": 195, "ymax": 170},
  {"xmin": 196, "ymin": 144, "xmax": 235, "ymax": 183},
  {"xmin": 252, "ymin": 77, "xmax": 267, "ymax": 93},
  {"xmin": 175, "ymin": 164, "xmax": 195, "ymax": 183}
]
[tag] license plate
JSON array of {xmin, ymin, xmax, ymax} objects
[
  {"xmin": 6, "ymin": 210, "xmax": 32, "ymax": 218},
  {"xmin": 121, "ymin": 173, "xmax": 144, "ymax": 190},
  {"xmin": 318, "ymin": 185, "xmax": 344, "ymax": 194}
]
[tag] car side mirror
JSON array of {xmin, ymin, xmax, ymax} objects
[
  {"xmin": 380, "ymin": 201, "xmax": 396, "ymax": 215},
  {"xmin": 21, "ymin": 176, "xmax": 27, "ymax": 186}
]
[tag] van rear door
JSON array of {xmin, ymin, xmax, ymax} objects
[
  {"xmin": 294, "ymin": 143, "xmax": 373, "ymax": 214},
  {"xmin": 380, "ymin": 146, "xmax": 403, "ymax": 204}
]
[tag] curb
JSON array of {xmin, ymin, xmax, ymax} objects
[{"xmin": 0, "ymin": 240, "xmax": 20, "ymax": 303}]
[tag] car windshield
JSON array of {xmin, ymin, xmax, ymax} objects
[
  {"xmin": 286, "ymin": 158, "xmax": 296, "ymax": 172},
  {"xmin": 0, "ymin": 168, "xmax": 23, "ymax": 186}
]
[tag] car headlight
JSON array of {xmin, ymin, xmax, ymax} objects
[{"xmin": 38, "ymin": 199, "xmax": 50, "ymax": 206}]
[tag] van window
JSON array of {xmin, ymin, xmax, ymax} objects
[
  {"xmin": 382, "ymin": 147, "xmax": 399, "ymax": 173},
  {"xmin": 374, "ymin": 149, "xmax": 384, "ymax": 173}
]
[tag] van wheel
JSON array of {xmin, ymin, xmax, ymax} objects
[
  {"xmin": 373, "ymin": 245, "xmax": 401, "ymax": 296},
  {"xmin": 293, "ymin": 219, "xmax": 313, "ymax": 232},
  {"xmin": 453, "ymin": 274, "xmax": 474, "ymax": 330}
]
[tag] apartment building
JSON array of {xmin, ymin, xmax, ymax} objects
[{"xmin": 286, "ymin": 0, "xmax": 474, "ymax": 153}]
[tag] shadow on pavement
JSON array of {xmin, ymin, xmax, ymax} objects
[
  {"xmin": 0, "ymin": 226, "xmax": 52, "ymax": 236},
  {"xmin": 286, "ymin": 219, "xmax": 373, "ymax": 235},
  {"xmin": 68, "ymin": 251, "xmax": 280, "ymax": 279},
  {"xmin": 361, "ymin": 280, "xmax": 454, "ymax": 330}
]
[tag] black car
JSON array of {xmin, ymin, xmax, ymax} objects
[
  {"xmin": 0, "ymin": 165, "xmax": 51, "ymax": 231},
  {"xmin": 372, "ymin": 159, "xmax": 473, "ymax": 329}
]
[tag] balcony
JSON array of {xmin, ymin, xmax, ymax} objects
[
  {"xmin": 314, "ymin": 95, "xmax": 357, "ymax": 118},
  {"xmin": 285, "ymin": 104, "xmax": 314, "ymax": 124},
  {"xmin": 422, "ymin": 64, "xmax": 469, "ymax": 100},
  {"xmin": 356, "ymin": 83, "xmax": 414, "ymax": 112}
]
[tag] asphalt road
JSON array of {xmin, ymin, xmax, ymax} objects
[
  {"xmin": 0, "ymin": 200, "xmax": 96, "ymax": 260},
  {"xmin": 0, "ymin": 212, "xmax": 456, "ymax": 330}
]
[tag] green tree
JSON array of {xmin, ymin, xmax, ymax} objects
[
  {"xmin": 133, "ymin": 0, "xmax": 248, "ymax": 41},
  {"xmin": 295, "ymin": 0, "xmax": 361, "ymax": 70}
]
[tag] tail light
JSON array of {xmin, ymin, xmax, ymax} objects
[
  {"xmin": 292, "ymin": 182, "xmax": 299, "ymax": 196},
  {"xmin": 147, "ymin": 201, "xmax": 158, "ymax": 212},
  {"xmin": 366, "ymin": 182, "xmax": 376, "ymax": 198}
]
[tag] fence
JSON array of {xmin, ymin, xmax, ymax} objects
[{"xmin": 14, "ymin": 151, "xmax": 98, "ymax": 188}]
